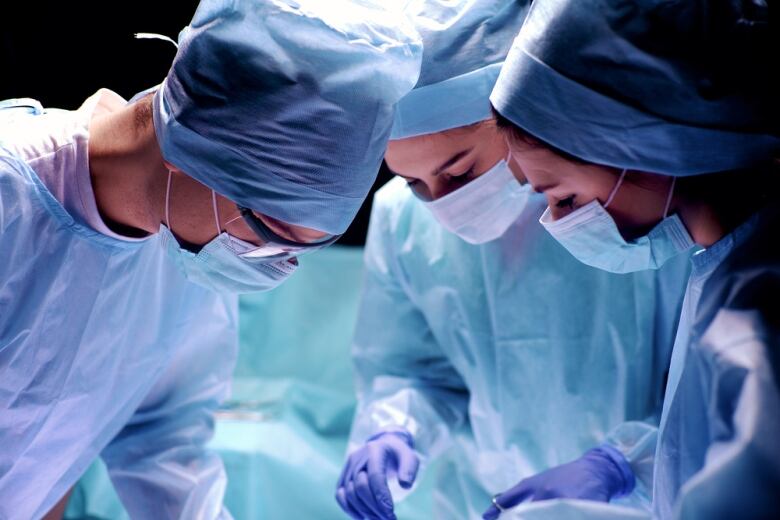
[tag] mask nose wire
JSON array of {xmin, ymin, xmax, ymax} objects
[
  {"xmin": 604, "ymin": 169, "xmax": 627, "ymax": 209},
  {"xmin": 662, "ymin": 177, "xmax": 677, "ymax": 219}
]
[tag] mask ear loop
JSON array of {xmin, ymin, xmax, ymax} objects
[
  {"xmin": 165, "ymin": 170, "xmax": 173, "ymax": 228},
  {"xmin": 215, "ymin": 192, "xmax": 262, "ymax": 254},
  {"xmin": 214, "ymin": 193, "xmax": 250, "ymax": 232},
  {"xmin": 211, "ymin": 191, "xmax": 223, "ymax": 236},
  {"xmin": 662, "ymin": 177, "xmax": 676, "ymax": 218},
  {"xmin": 604, "ymin": 169, "xmax": 627, "ymax": 208}
]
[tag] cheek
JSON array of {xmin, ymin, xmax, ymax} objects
[{"xmin": 606, "ymin": 192, "xmax": 667, "ymax": 239}]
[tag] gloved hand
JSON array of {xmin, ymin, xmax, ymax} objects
[
  {"xmin": 335, "ymin": 429, "xmax": 420, "ymax": 520},
  {"xmin": 482, "ymin": 445, "xmax": 635, "ymax": 519}
]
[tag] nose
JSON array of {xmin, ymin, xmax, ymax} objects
[
  {"xmin": 420, "ymin": 177, "xmax": 459, "ymax": 201},
  {"xmin": 428, "ymin": 181, "xmax": 453, "ymax": 201}
]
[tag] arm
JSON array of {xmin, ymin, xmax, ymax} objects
[
  {"xmin": 604, "ymin": 252, "xmax": 692, "ymax": 508},
  {"xmin": 672, "ymin": 307, "xmax": 780, "ymax": 519},
  {"xmin": 485, "ymin": 252, "xmax": 692, "ymax": 519},
  {"xmin": 337, "ymin": 192, "xmax": 469, "ymax": 519},
  {"xmin": 348, "ymin": 196, "xmax": 469, "ymax": 460},
  {"xmin": 100, "ymin": 292, "xmax": 239, "ymax": 520}
]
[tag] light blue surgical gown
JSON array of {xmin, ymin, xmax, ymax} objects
[
  {"xmin": 348, "ymin": 178, "xmax": 691, "ymax": 518},
  {"xmin": 653, "ymin": 206, "xmax": 780, "ymax": 519},
  {"xmin": 0, "ymin": 101, "xmax": 237, "ymax": 519}
]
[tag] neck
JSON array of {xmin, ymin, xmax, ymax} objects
[
  {"xmin": 675, "ymin": 168, "xmax": 772, "ymax": 247},
  {"xmin": 88, "ymin": 105, "xmax": 167, "ymax": 236}
]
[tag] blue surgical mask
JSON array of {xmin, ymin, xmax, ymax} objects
[
  {"xmin": 423, "ymin": 157, "xmax": 532, "ymax": 244},
  {"xmin": 161, "ymin": 171, "xmax": 298, "ymax": 293},
  {"xmin": 540, "ymin": 171, "xmax": 695, "ymax": 274}
]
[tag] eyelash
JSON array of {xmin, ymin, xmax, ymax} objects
[
  {"xmin": 556, "ymin": 195, "xmax": 575, "ymax": 209},
  {"xmin": 450, "ymin": 167, "xmax": 475, "ymax": 181},
  {"xmin": 404, "ymin": 166, "xmax": 475, "ymax": 188}
]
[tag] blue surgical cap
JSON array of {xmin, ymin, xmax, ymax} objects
[
  {"xmin": 491, "ymin": 0, "xmax": 780, "ymax": 176},
  {"xmin": 153, "ymin": 0, "xmax": 422, "ymax": 235},
  {"xmin": 390, "ymin": 0, "xmax": 530, "ymax": 139}
]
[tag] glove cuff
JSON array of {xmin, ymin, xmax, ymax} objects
[
  {"xmin": 367, "ymin": 427, "xmax": 415, "ymax": 449},
  {"xmin": 592, "ymin": 444, "xmax": 636, "ymax": 499}
]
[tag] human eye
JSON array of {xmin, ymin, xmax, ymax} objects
[
  {"xmin": 555, "ymin": 195, "xmax": 576, "ymax": 209},
  {"xmin": 447, "ymin": 166, "xmax": 476, "ymax": 185}
]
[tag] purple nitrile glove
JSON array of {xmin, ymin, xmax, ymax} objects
[
  {"xmin": 482, "ymin": 444, "xmax": 635, "ymax": 519},
  {"xmin": 335, "ymin": 428, "xmax": 420, "ymax": 520}
]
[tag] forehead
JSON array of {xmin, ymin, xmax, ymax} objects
[{"xmin": 386, "ymin": 123, "xmax": 496, "ymax": 173}]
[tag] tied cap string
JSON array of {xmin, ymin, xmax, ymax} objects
[{"xmin": 134, "ymin": 32, "xmax": 179, "ymax": 49}]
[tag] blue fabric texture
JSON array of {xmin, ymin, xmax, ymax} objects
[
  {"xmin": 155, "ymin": 0, "xmax": 423, "ymax": 234},
  {"xmin": 491, "ymin": 0, "xmax": 780, "ymax": 175},
  {"xmin": 0, "ymin": 134, "xmax": 238, "ymax": 518},
  {"xmin": 653, "ymin": 207, "xmax": 780, "ymax": 519},
  {"xmin": 390, "ymin": 0, "xmax": 530, "ymax": 138},
  {"xmin": 65, "ymin": 246, "xmax": 438, "ymax": 520},
  {"xmin": 346, "ymin": 178, "xmax": 691, "ymax": 518}
]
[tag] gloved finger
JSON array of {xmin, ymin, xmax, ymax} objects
[
  {"xmin": 482, "ymin": 504, "xmax": 501, "ymax": 520},
  {"xmin": 491, "ymin": 481, "xmax": 535, "ymax": 513},
  {"xmin": 337, "ymin": 457, "xmax": 351, "ymax": 490},
  {"xmin": 365, "ymin": 444, "xmax": 397, "ymax": 519},
  {"xmin": 389, "ymin": 438, "xmax": 419, "ymax": 489},
  {"xmin": 340, "ymin": 449, "xmax": 369, "ymax": 489},
  {"xmin": 336, "ymin": 486, "xmax": 363, "ymax": 520},
  {"xmin": 355, "ymin": 469, "xmax": 393, "ymax": 519},
  {"xmin": 346, "ymin": 479, "xmax": 380, "ymax": 520}
]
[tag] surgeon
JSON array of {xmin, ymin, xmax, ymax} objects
[
  {"xmin": 490, "ymin": 0, "xmax": 780, "ymax": 518},
  {"xmin": 0, "ymin": 1, "xmax": 422, "ymax": 518},
  {"xmin": 333, "ymin": 2, "xmax": 691, "ymax": 519}
]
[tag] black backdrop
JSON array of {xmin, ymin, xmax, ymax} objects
[{"xmin": 0, "ymin": 1, "xmax": 391, "ymax": 246}]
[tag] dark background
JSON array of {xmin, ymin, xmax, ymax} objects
[{"xmin": 0, "ymin": 1, "xmax": 391, "ymax": 246}]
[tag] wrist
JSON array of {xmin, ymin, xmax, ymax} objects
[
  {"xmin": 590, "ymin": 444, "xmax": 636, "ymax": 498},
  {"xmin": 367, "ymin": 427, "xmax": 414, "ymax": 448}
]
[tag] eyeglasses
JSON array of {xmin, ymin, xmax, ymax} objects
[{"xmin": 236, "ymin": 205, "xmax": 340, "ymax": 259}]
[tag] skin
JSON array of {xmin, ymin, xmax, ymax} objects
[
  {"xmin": 41, "ymin": 489, "xmax": 71, "ymax": 520},
  {"xmin": 384, "ymin": 120, "xmax": 526, "ymax": 199},
  {"xmin": 87, "ymin": 92, "xmax": 328, "ymax": 249},
  {"xmin": 504, "ymin": 135, "xmax": 768, "ymax": 247}
]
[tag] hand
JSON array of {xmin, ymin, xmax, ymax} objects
[
  {"xmin": 482, "ymin": 445, "xmax": 635, "ymax": 519},
  {"xmin": 335, "ymin": 429, "xmax": 420, "ymax": 520}
]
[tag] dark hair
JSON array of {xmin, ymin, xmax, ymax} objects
[
  {"xmin": 490, "ymin": 104, "xmax": 590, "ymax": 165},
  {"xmin": 133, "ymin": 93, "xmax": 155, "ymax": 134}
]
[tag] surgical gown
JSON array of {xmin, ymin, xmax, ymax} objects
[
  {"xmin": 0, "ymin": 99, "xmax": 238, "ymax": 519},
  {"xmin": 348, "ymin": 178, "xmax": 691, "ymax": 518},
  {"xmin": 653, "ymin": 206, "xmax": 780, "ymax": 519}
]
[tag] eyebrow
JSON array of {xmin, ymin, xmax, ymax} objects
[{"xmin": 532, "ymin": 183, "xmax": 556, "ymax": 194}]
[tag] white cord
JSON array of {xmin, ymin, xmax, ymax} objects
[
  {"xmin": 211, "ymin": 191, "xmax": 222, "ymax": 235},
  {"xmin": 165, "ymin": 170, "xmax": 173, "ymax": 227},
  {"xmin": 604, "ymin": 169, "xmax": 627, "ymax": 208},
  {"xmin": 134, "ymin": 32, "xmax": 178, "ymax": 49},
  {"xmin": 663, "ymin": 177, "xmax": 676, "ymax": 218}
]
